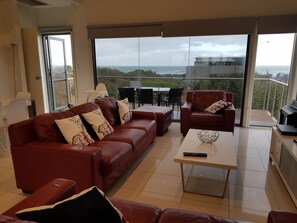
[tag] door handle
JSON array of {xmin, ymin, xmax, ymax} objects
[{"xmin": 35, "ymin": 76, "xmax": 41, "ymax": 80}]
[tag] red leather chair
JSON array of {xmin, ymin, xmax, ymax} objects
[{"xmin": 180, "ymin": 90, "xmax": 235, "ymax": 136}]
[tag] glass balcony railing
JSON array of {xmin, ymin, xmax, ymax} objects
[
  {"xmin": 252, "ymin": 78, "xmax": 288, "ymax": 124},
  {"xmin": 98, "ymin": 75, "xmax": 287, "ymax": 125}
]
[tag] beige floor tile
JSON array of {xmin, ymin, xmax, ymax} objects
[
  {"xmin": 182, "ymin": 188, "xmax": 229, "ymax": 206},
  {"xmin": 135, "ymin": 191, "xmax": 181, "ymax": 209},
  {"xmin": 179, "ymin": 198, "xmax": 230, "ymax": 218},
  {"xmin": 257, "ymin": 147, "xmax": 270, "ymax": 161},
  {"xmin": 267, "ymin": 171, "xmax": 287, "ymax": 192},
  {"xmin": 154, "ymin": 159, "xmax": 182, "ymax": 176},
  {"xmin": 237, "ymin": 156, "xmax": 265, "ymax": 172},
  {"xmin": 0, "ymin": 156, "xmax": 13, "ymax": 169},
  {"xmin": 142, "ymin": 173, "xmax": 183, "ymax": 198},
  {"xmin": 162, "ymin": 146, "xmax": 179, "ymax": 161},
  {"xmin": 261, "ymin": 158, "xmax": 278, "ymax": 173},
  {"xmin": 0, "ymin": 192, "xmax": 26, "ymax": 213},
  {"xmin": 229, "ymin": 185, "xmax": 278, "ymax": 212},
  {"xmin": 145, "ymin": 146, "xmax": 174, "ymax": 160},
  {"xmin": 0, "ymin": 176, "xmax": 18, "ymax": 192},
  {"xmin": 134, "ymin": 157, "xmax": 161, "ymax": 172},
  {"xmin": 237, "ymin": 147, "xmax": 260, "ymax": 159},
  {"xmin": 109, "ymin": 187, "xmax": 140, "ymax": 201},
  {"xmin": 230, "ymin": 206, "xmax": 268, "ymax": 223},
  {"xmin": 235, "ymin": 132, "xmax": 257, "ymax": 148},
  {"xmin": 273, "ymin": 190, "xmax": 297, "ymax": 212},
  {"xmin": 120, "ymin": 170, "xmax": 152, "ymax": 191},
  {"xmin": 0, "ymin": 168, "xmax": 15, "ymax": 185},
  {"xmin": 229, "ymin": 169, "xmax": 271, "ymax": 189}
]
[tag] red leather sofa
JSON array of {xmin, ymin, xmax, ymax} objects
[
  {"xmin": 180, "ymin": 90, "xmax": 236, "ymax": 136},
  {"xmin": 8, "ymin": 97, "xmax": 156, "ymax": 193},
  {"xmin": 2, "ymin": 179, "xmax": 296, "ymax": 223}
]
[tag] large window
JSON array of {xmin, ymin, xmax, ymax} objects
[{"xmin": 94, "ymin": 35, "xmax": 248, "ymax": 123}]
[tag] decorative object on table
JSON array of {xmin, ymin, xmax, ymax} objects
[{"xmin": 197, "ymin": 129, "xmax": 219, "ymax": 144}]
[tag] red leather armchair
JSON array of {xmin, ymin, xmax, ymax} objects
[{"xmin": 180, "ymin": 90, "xmax": 235, "ymax": 136}]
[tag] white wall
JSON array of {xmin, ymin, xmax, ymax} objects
[{"xmin": 0, "ymin": 0, "xmax": 27, "ymax": 100}]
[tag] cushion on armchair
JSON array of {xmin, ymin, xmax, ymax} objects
[{"xmin": 204, "ymin": 100, "xmax": 232, "ymax": 113}]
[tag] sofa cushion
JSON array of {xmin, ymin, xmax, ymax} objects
[
  {"xmin": 90, "ymin": 141, "xmax": 133, "ymax": 176},
  {"xmin": 117, "ymin": 98, "xmax": 132, "ymax": 124},
  {"xmin": 55, "ymin": 115, "xmax": 94, "ymax": 146},
  {"xmin": 33, "ymin": 110, "xmax": 75, "ymax": 143},
  {"xmin": 95, "ymin": 97, "xmax": 121, "ymax": 127},
  {"xmin": 120, "ymin": 119, "xmax": 156, "ymax": 136},
  {"xmin": 16, "ymin": 186, "xmax": 125, "ymax": 223},
  {"xmin": 192, "ymin": 90, "xmax": 226, "ymax": 112},
  {"xmin": 82, "ymin": 108, "xmax": 114, "ymax": 140},
  {"xmin": 191, "ymin": 111, "xmax": 224, "ymax": 128},
  {"xmin": 103, "ymin": 127, "xmax": 147, "ymax": 151}
]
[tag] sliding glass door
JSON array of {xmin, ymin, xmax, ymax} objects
[
  {"xmin": 251, "ymin": 33, "xmax": 295, "ymax": 126},
  {"xmin": 93, "ymin": 35, "xmax": 248, "ymax": 123}
]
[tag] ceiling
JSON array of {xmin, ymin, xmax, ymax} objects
[{"xmin": 0, "ymin": 0, "xmax": 81, "ymax": 35}]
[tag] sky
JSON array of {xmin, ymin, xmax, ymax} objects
[
  {"xmin": 51, "ymin": 33, "xmax": 295, "ymax": 68},
  {"xmin": 256, "ymin": 34, "xmax": 294, "ymax": 66},
  {"xmin": 95, "ymin": 34, "xmax": 295, "ymax": 67}
]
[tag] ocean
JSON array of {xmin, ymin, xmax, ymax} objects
[
  {"xmin": 255, "ymin": 65, "xmax": 290, "ymax": 76},
  {"xmin": 102, "ymin": 65, "xmax": 290, "ymax": 76}
]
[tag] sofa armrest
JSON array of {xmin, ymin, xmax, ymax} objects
[
  {"xmin": 11, "ymin": 142, "xmax": 103, "ymax": 193},
  {"xmin": 224, "ymin": 104, "xmax": 236, "ymax": 133},
  {"xmin": 268, "ymin": 210, "xmax": 297, "ymax": 223},
  {"xmin": 180, "ymin": 102, "xmax": 193, "ymax": 136},
  {"xmin": 2, "ymin": 179, "xmax": 76, "ymax": 219},
  {"xmin": 131, "ymin": 110, "xmax": 156, "ymax": 120}
]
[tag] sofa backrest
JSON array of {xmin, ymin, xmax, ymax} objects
[
  {"xmin": 33, "ymin": 110, "xmax": 75, "ymax": 143},
  {"xmin": 94, "ymin": 97, "xmax": 120, "ymax": 127},
  {"xmin": 9, "ymin": 97, "xmax": 123, "ymax": 145},
  {"xmin": 192, "ymin": 90, "xmax": 226, "ymax": 111}
]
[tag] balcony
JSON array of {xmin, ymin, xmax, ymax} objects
[{"xmin": 98, "ymin": 75, "xmax": 287, "ymax": 126}]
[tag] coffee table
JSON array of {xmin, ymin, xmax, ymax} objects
[{"xmin": 174, "ymin": 129, "xmax": 237, "ymax": 197}]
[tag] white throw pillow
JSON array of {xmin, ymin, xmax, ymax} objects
[
  {"xmin": 55, "ymin": 115, "xmax": 94, "ymax": 146},
  {"xmin": 82, "ymin": 108, "xmax": 114, "ymax": 140},
  {"xmin": 117, "ymin": 98, "xmax": 132, "ymax": 124}
]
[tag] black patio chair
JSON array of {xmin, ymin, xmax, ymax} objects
[
  {"xmin": 136, "ymin": 88, "xmax": 154, "ymax": 107},
  {"xmin": 161, "ymin": 88, "xmax": 184, "ymax": 110},
  {"xmin": 118, "ymin": 87, "xmax": 136, "ymax": 109}
]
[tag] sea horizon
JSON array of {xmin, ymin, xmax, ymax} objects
[{"xmin": 99, "ymin": 65, "xmax": 290, "ymax": 75}]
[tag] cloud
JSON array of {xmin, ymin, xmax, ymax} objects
[{"xmin": 95, "ymin": 34, "xmax": 294, "ymax": 67}]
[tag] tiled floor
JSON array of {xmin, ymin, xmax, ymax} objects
[{"xmin": 0, "ymin": 123, "xmax": 296, "ymax": 222}]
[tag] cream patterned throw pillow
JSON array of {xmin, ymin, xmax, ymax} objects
[
  {"xmin": 82, "ymin": 108, "xmax": 114, "ymax": 140},
  {"xmin": 204, "ymin": 100, "xmax": 232, "ymax": 113},
  {"xmin": 55, "ymin": 115, "xmax": 94, "ymax": 146},
  {"xmin": 117, "ymin": 98, "xmax": 132, "ymax": 124}
]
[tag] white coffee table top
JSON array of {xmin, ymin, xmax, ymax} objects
[{"xmin": 174, "ymin": 129, "xmax": 237, "ymax": 170}]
